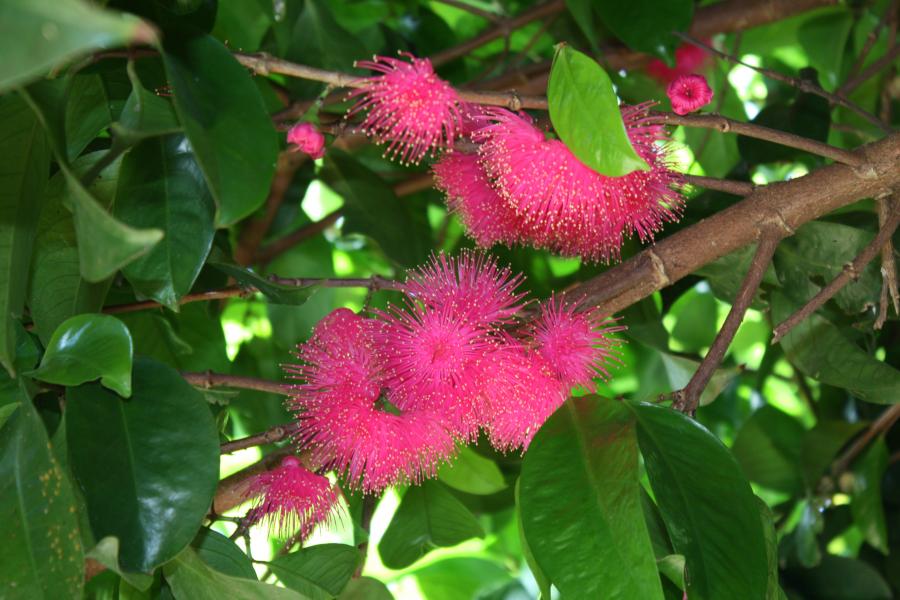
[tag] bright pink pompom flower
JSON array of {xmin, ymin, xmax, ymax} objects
[
  {"xmin": 667, "ymin": 74, "xmax": 714, "ymax": 115},
  {"xmin": 245, "ymin": 455, "xmax": 339, "ymax": 539},
  {"xmin": 473, "ymin": 104, "xmax": 684, "ymax": 262},
  {"xmin": 531, "ymin": 297, "xmax": 624, "ymax": 390},
  {"xmin": 348, "ymin": 53, "xmax": 463, "ymax": 165},
  {"xmin": 287, "ymin": 309, "xmax": 457, "ymax": 493},
  {"xmin": 287, "ymin": 122, "xmax": 326, "ymax": 159}
]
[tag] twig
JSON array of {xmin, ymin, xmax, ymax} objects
[
  {"xmin": 830, "ymin": 404, "xmax": 900, "ymax": 477},
  {"xmin": 256, "ymin": 209, "xmax": 343, "ymax": 265},
  {"xmin": 875, "ymin": 195, "xmax": 899, "ymax": 329},
  {"xmin": 221, "ymin": 423, "xmax": 297, "ymax": 454},
  {"xmin": 839, "ymin": 0, "xmax": 897, "ymax": 94},
  {"xmin": 213, "ymin": 448, "xmax": 294, "ymax": 515},
  {"xmin": 683, "ymin": 174, "xmax": 756, "ymax": 196},
  {"xmin": 838, "ymin": 43, "xmax": 900, "ymax": 96},
  {"xmin": 772, "ymin": 202, "xmax": 900, "ymax": 343},
  {"xmin": 433, "ymin": 0, "xmax": 503, "ymax": 23},
  {"xmin": 354, "ymin": 495, "xmax": 378, "ymax": 578},
  {"xmin": 676, "ymin": 33, "xmax": 891, "ymax": 133},
  {"xmin": 181, "ymin": 371, "xmax": 292, "ymax": 395},
  {"xmin": 269, "ymin": 274, "xmax": 401, "ymax": 291},
  {"xmin": 653, "ymin": 112, "xmax": 864, "ymax": 166},
  {"xmin": 673, "ymin": 232, "xmax": 782, "ymax": 413}
]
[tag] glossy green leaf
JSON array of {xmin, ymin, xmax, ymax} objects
[
  {"xmin": 630, "ymin": 402, "xmax": 768, "ymax": 600},
  {"xmin": 378, "ymin": 480, "xmax": 484, "ymax": 569},
  {"xmin": 757, "ymin": 498, "xmax": 785, "ymax": 600},
  {"xmin": 0, "ymin": 391, "xmax": 84, "ymax": 599},
  {"xmin": 0, "ymin": 0, "xmax": 155, "ymax": 93},
  {"xmin": 193, "ymin": 528, "xmax": 258, "ymax": 580},
  {"xmin": 209, "ymin": 258, "xmax": 320, "ymax": 306},
  {"xmin": 110, "ymin": 63, "xmax": 181, "ymax": 146},
  {"xmin": 66, "ymin": 357, "xmax": 219, "ymax": 572},
  {"xmin": 548, "ymin": 46, "xmax": 649, "ymax": 177},
  {"xmin": 338, "ymin": 577, "xmax": 393, "ymax": 600},
  {"xmin": 732, "ymin": 405, "xmax": 805, "ymax": 494},
  {"xmin": 163, "ymin": 34, "xmax": 279, "ymax": 226},
  {"xmin": 0, "ymin": 94, "xmax": 49, "ymax": 376},
  {"xmin": 515, "ymin": 480, "xmax": 552, "ymax": 600},
  {"xmin": 594, "ymin": 0, "xmax": 694, "ymax": 64},
  {"xmin": 85, "ymin": 536, "xmax": 154, "ymax": 591},
  {"xmin": 115, "ymin": 135, "xmax": 215, "ymax": 309},
  {"xmin": 322, "ymin": 151, "xmax": 431, "ymax": 267},
  {"xmin": 65, "ymin": 74, "xmax": 113, "ymax": 161},
  {"xmin": 64, "ymin": 166, "xmax": 164, "ymax": 283},
  {"xmin": 164, "ymin": 547, "xmax": 305, "ymax": 600},
  {"xmin": 268, "ymin": 544, "xmax": 360, "ymax": 599},
  {"xmin": 850, "ymin": 437, "xmax": 889, "ymax": 554},
  {"xmin": 27, "ymin": 151, "xmax": 118, "ymax": 343},
  {"xmin": 772, "ymin": 291, "xmax": 900, "ymax": 403},
  {"xmin": 29, "ymin": 314, "xmax": 133, "ymax": 397},
  {"xmin": 520, "ymin": 396, "xmax": 663, "ymax": 599},
  {"xmin": 438, "ymin": 446, "xmax": 507, "ymax": 495}
]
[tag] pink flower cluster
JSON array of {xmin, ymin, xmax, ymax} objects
[
  {"xmin": 246, "ymin": 253, "xmax": 622, "ymax": 537},
  {"xmin": 287, "ymin": 122, "xmax": 326, "ymax": 159},
  {"xmin": 347, "ymin": 53, "xmax": 684, "ymax": 263}
]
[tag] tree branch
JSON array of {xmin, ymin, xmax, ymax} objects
[
  {"xmin": 771, "ymin": 199, "xmax": 900, "ymax": 343},
  {"xmin": 683, "ymin": 174, "xmax": 755, "ymax": 196},
  {"xmin": 838, "ymin": 43, "xmax": 900, "ymax": 97},
  {"xmin": 569, "ymin": 132, "xmax": 900, "ymax": 318},
  {"xmin": 673, "ymin": 233, "xmax": 781, "ymax": 413},
  {"xmin": 876, "ymin": 195, "xmax": 900, "ymax": 329},
  {"xmin": 221, "ymin": 423, "xmax": 297, "ymax": 455},
  {"xmin": 182, "ymin": 371, "xmax": 292, "ymax": 395},
  {"xmin": 830, "ymin": 404, "xmax": 900, "ymax": 478},
  {"xmin": 676, "ymin": 32, "xmax": 891, "ymax": 133}
]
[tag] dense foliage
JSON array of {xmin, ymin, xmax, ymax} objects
[{"xmin": 1, "ymin": 0, "xmax": 899, "ymax": 599}]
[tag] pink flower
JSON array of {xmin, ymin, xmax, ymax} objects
[
  {"xmin": 348, "ymin": 53, "xmax": 462, "ymax": 165},
  {"xmin": 646, "ymin": 43, "xmax": 710, "ymax": 84},
  {"xmin": 530, "ymin": 297, "xmax": 624, "ymax": 390},
  {"xmin": 433, "ymin": 152, "xmax": 523, "ymax": 247},
  {"xmin": 474, "ymin": 104, "xmax": 684, "ymax": 263},
  {"xmin": 287, "ymin": 122, "xmax": 326, "ymax": 159},
  {"xmin": 476, "ymin": 342, "xmax": 568, "ymax": 451},
  {"xmin": 245, "ymin": 455, "xmax": 339, "ymax": 539},
  {"xmin": 667, "ymin": 74, "xmax": 714, "ymax": 115},
  {"xmin": 401, "ymin": 251, "xmax": 527, "ymax": 326}
]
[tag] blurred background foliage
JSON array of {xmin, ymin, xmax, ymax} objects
[{"xmin": 1, "ymin": 0, "xmax": 899, "ymax": 598}]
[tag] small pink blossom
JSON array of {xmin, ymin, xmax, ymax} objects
[
  {"xmin": 245, "ymin": 455, "xmax": 339, "ymax": 539},
  {"xmin": 348, "ymin": 53, "xmax": 462, "ymax": 165},
  {"xmin": 646, "ymin": 43, "xmax": 710, "ymax": 84},
  {"xmin": 287, "ymin": 122, "xmax": 326, "ymax": 159},
  {"xmin": 667, "ymin": 74, "xmax": 714, "ymax": 115},
  {"xmin": 530, "ymin": 297, "xmax": 624, "ymax": 390}
]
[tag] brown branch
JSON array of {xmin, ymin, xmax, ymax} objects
[
  {"xmin": 212, "ymin": 448, "xmax": 294, "ymax": 515},
  {"xmin": 838, "ymin": 43, "xmax": 900, "ymax": 97},
  {"xmin": 839, "ymin": 0, "xmax": 897, "ymax": 94},
  {"xmin": 569, "ymin": 132, "xmax": 900, "ymax": 319},
  {"xmin": 653, "ymin": 112, "xmax": 864, "ymax": 166},
  {"xmin": 876, "ymin": 195, "xmax": 900, "ymax": 329},
  {"xmin": 683, "ymin": 174, "xmax": 755, "ymax": 196},
  {"xmin": 103, "ymin": 286, "xmax": 251, "ymax": 314},
  {"xmin": 676, "ymin": 33, "xmax": 891, "ymax": 133},
  {"xmin": 771, "ymin": 200, "xmax": 900, "ymax": 343},
  {"xmin": 673, "ymin": 233, "xmax": 781, "ymax": 413},
  {"xmin": 181, "ymin": 371, "xmax": 292, "ymax": 395},
  {"xmin": 221, "ymin": 423, "xmax": 297, "ymax": 454},
  {"xmin": 830, "ymin": 404, "xmax": 900, "ymax": 477}
]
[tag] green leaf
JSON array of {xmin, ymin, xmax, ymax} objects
[
  {"xmin": 268, "ymin": 544, "xmax": 360, "ymax": 599},
  {"xmin": 110, "ymin": 62, "xmax": 181, "ymax": 146},
  {"xmin": 772, "ymin": 291, "xmax": 900, "ymax": 403},
  {"xmin": 850, "ymin": 437, "xmax": 888, "ymax": 554},
  {"xmin": 163, "ymin": 34, "xmax": 279, "ymax": 227},
  {"xmin": 520, "ymin": 396, "xmax": 663, "ymax": 599},
  {"xmin": 732, "ymin": 405, "xmax": 805, "ymax": 494},
  {"xmin": 64, "ymin": 166, "xmax": 164, "ymax": 283},
  {"xmin": 28, "ymin": 314, "xmax": 133, "ymax": 397},
  {"xmin": 378, "ymin": 480, "xmax": 484, "ymax": 569},
  {"xmin": 66, "ymin": 357, "xmax": 219, "ymax": 572},
  {"xmin": 410, "ymin": 557, "xmax": 513, "ymax": 600},
  {"xmin": 515, "ymin": 480, "xmax": 552, "ymax": 600},
  {"xmin": 338, "ymin": 577, "xmax": 393, "ymax": 600},
  {"xmin": 669, "ymin": 287, "xmax": 718, "ymax": 352},
  {"xmin": 193, "ymin": 528, "xmax": 258, "ymax": 580},
  {"xmin": 164, "ymin": 546, "xmax": 306, "ymax": 600},
  {"xmin": 321, "ymin": 151, "xmax": 431, "ymax": 267},
  {"xmin": 115, "ymin": 135, "xmax": 215, "ymax": 309},
  {"xmin": 757, "ymin": 498, "xmax": 784, "ymax": 600},
  {"xmin": 630, "ymin": 402, "xmax": 769, "ymax": 600},
  {"xmin": 548, "ymin": 46, "xmax": 649, "ymax": 177},
  {"xmin": 738, "ymin": 87, "xmax": 830, "ymax": 165},
  {"xmin": 797, "ymin": 11, "xmax": 854, "ymax": 91},
  {"xmin": 0, "ymin": 391, "xmax": 84, "ymax": 599},
  {"xmin": 799, "ymin": 420, "xmax": 866, "ymax": 488},
  {"xmin": 594, "ymin": 0, "xmax": 694, "ymax": 64},
  {"xmin": 85, "ymin": 536, "xmax": 154, "ymax": 591},
  {"xmin": 27, "ymin": 151, "xmax": 118, "ymax": 343},
  {"xmin": 438, "ymin": 446, "xmax": 507, "ymax": 495},
  {"xmin": 65, "ymin": 74, "xmax": 113, "ymax": 161},
  {"xmin": 0, "ymin": 0, "xmax": 155, "ymax": 93},
  {"xmin": 0, "ymin": 94, "xmax": 49, "ymax": 376},
  {"xmin": 564, "ymin": 0, "xmax": 599, "ymax": 48},
  {"xmin": 209, "ymin": 258, "xmax": 320, "ymax": 306},
  {"xmin": 785, "ymin": 555, "xmax": 891, "ymax": 599},
  {"xmin": 212, "ymin": 0, "xmax": 272, "ymax": 53}
]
